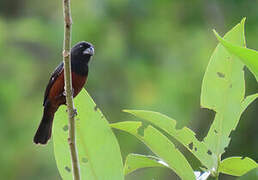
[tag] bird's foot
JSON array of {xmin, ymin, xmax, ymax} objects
[
  {"xmin": 65, "ymin": 108, "xmax": 77, "ymax": 117},
  {"xmin": 72, "ymin": 108, "xmax": 78, "ymax": 117}
]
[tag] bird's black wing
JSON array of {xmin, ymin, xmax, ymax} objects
[{"xmin": 43, "ymin": 62, "xmax": 64, "ymax": 106}]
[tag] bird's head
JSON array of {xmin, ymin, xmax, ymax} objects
[{"xmin": 71, "ymin": 41, "xmax": 94, "ymax": 63}]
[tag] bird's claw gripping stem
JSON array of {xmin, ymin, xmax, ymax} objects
[
  {"xmin": 65, "ymin": 108, "xmax": 77, "ymax": 117},
  {"xmin": 72, "ymin": 108, "xmax": 77, "ymax": 118}
]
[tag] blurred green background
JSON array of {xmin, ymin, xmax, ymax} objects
[{"xmin": 0, "ymin": 0, "xmax": 257, "ymax": 179}]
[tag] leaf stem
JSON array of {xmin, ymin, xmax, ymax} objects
[{"xmin": 62, "ymin": 0, "xmax": 80, "ymax": 179}]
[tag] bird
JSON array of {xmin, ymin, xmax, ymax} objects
[{"xmin": 33, "ymin": 41, "xmax": 94, "ymax": 145}]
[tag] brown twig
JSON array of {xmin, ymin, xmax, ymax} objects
[{"xmin": 62, "ymin": 0, "xmax": 80, "ymax": 179}]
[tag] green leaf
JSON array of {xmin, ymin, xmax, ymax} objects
[
  {"xmin": 124, "ymin": 153, "xmax": 169, "ymax": 175},
  {"xmin": 219, "ymin": 157, "xmax": 258, "ymax": 176},
  {"xmin": 214, "ymin": 30, "xmax": 258, "ymax": 81},
  {"xmin": 201, "ymin": 18, "xmax": 250, "ymax": 158},
  {"xmin": 53, "ymin": 89, "xmax": 124, "ymax": 180},
  {"xmin": 237, "ymin": 168, "xmax": 258, "ymax": 180},
  {"xmin": 240, "ymin": 93, "xmax": 258, "ymax": 114},
  {"xmin": 111, "ymin": 121, "xmax": 195, "ymax": 180},
  {"xmin": 123, "ymin": 109, "xmax": 216, "ymax": 170}
]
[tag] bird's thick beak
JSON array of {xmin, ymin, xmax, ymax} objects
[{"xmin": 83, "ymin": 47, "xmax": 94, "ymax": 56}]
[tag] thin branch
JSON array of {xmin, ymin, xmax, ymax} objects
[{"xmin": 62, "ymin": 0, "xmax": 80, "ymax": 179}]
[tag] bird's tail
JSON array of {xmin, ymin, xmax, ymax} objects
[{"xmin": 33, "ymin": 106, "xmax": 55, "ymax": 144}]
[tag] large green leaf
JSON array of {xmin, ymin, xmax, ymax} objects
[
  {"xmin": 201, "ymin": 18, "xmax": 255, "ymax": 159},
  {"xmin": 213, "ymin": 30, "xmax": 258, "ymax": 81},
  {"xmin": 111, "ymin": 121, "xmax": 195, "ymax": 180},
  {"xmin": 53, "ymin": 89, "xmax": 124, "ymax": 180},
  {"xmin": 124, "ymin": 153, "xmax": 168, "ymax": 175},
  {"xmin": 219, "ymin": 157, "xmax": 257, "ymax": 176},
  {"xmin": 123, "ymin": 109, "xmax": 216, "ymax": 170}
]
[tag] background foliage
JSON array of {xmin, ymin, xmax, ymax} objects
[{"xmin": 0, "ymin": 0, "xmax": 257, "ymax": 179}]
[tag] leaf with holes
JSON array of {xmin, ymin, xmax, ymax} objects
[
  {"xmin": 201, "ymin": 18, "xmax": 257, "ymax": 160},
  {"xmin": 123, "ymin": 109, "xmax": 216, "ymax": 170},
  {"xmin": 124, "ymin": 153, "xmax": 169, "ymax": 175},
  {"xmin": 214, "ymin": 30, "xmax": 258, "ymax": 81},
  {"xmin": 111, "ymin": 121, "xmax": 195, "ymax": 180},
  {"xmin": 219, "ymin": 157, "xmax": 257, "ymax": 176},
  {"xmin": 53, "ymin": 89, "xmax": 124, "ymax": 180}
]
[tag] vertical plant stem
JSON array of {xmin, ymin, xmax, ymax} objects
[{"xmin": 62, "ymin": 0, "xmax": 80, "ymax": 179}]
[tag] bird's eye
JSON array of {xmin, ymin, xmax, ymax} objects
[{"xmin": 79, "ymin": 45, "xmax": 83, "ymax": 48}]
